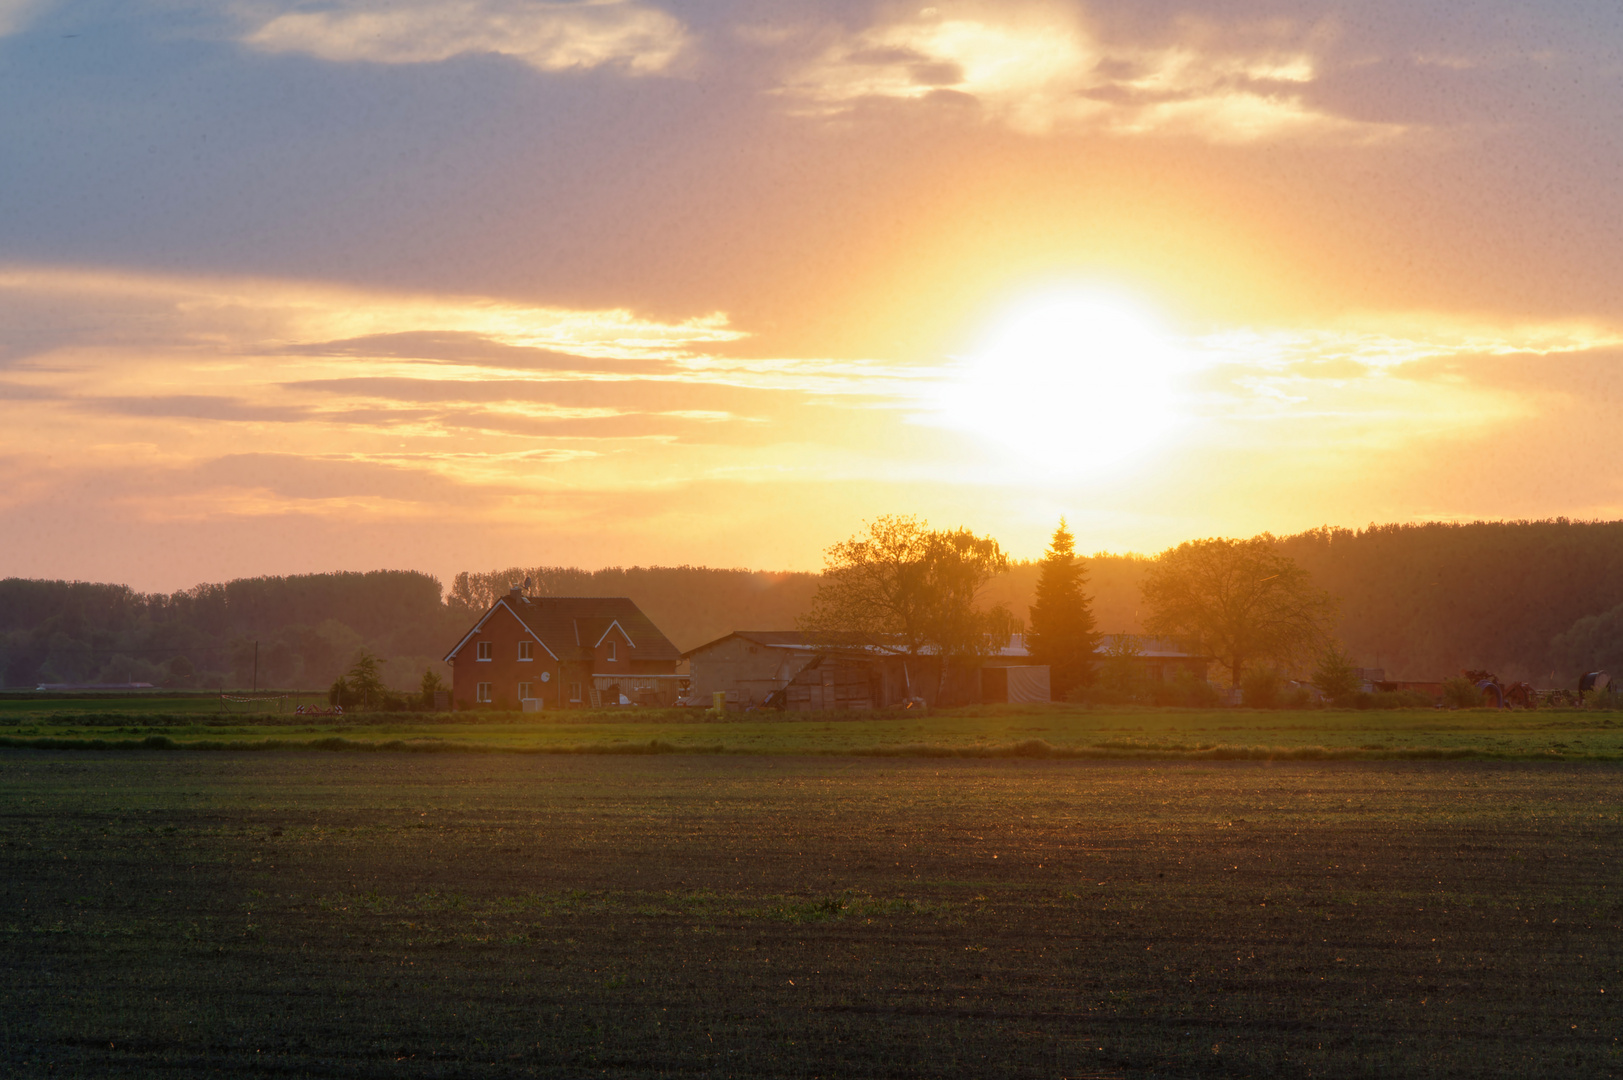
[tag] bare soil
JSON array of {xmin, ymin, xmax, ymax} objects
[{"xmin": 1, "ymin": 753, "xmax": 1618, "ymax": 1077}]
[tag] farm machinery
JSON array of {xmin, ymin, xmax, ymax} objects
[
  {"xmin": 1538, "ymin": 671, "xmax": 1613, "ymax": 707},
  {"xmin": 1463, "ymin": 670, "xmax": 1538, "ymax": 709}
]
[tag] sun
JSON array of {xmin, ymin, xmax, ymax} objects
[{"xmin": 932, "ymin": 287, "xmax": 1191, "ymax": 473}]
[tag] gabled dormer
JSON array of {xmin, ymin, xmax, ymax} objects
[
  {"xmin": 442, "ymin": 595, "xmax": 558, "ymax": 665},
  {"xmin": 590, "ymin": 619, "xmax": 635, "ymax": 670}
]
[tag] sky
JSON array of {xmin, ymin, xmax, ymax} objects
[{"xmin": 2, "ymin": 0, "xmax": 1622, "ymax": 592}]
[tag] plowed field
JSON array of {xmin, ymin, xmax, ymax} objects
[{"xmin": 2, "ymin": 753, "xmax": 1618, "ymax": 1077}]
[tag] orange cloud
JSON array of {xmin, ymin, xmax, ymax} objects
[
  {"xmin": 3, "ymin": 263, "xmax": 1620, "ymax": 586},
  {"xmin": 777, "ymin": 4, "xmax": 1406, "ymax": 143}
]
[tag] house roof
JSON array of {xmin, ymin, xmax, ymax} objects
[
  {"xmin": 683, "ymin": 629, "xmax": 1209, "ymax": 662},
  {"xmin": 1098, "ymin": 634, "xmax": 1209, "ymax": 659},
  {"xmin": 445, "ymin": 594, "xmax": 682, "ymax": 665},
  {"xmin": 681, "ymin": 629, "xmax": 878, "ymax": 659}
]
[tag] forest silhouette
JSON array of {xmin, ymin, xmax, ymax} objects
[{"xmin": 4, "ymin": 519, "xmax": 1622, "ymax": 690}]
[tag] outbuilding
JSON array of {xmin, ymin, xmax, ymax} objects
[{"xmin": 682, "ymin": 631, "xmax": 1053, "ymax": 710}]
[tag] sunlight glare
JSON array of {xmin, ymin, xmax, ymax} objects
[{"xmin": 934, "ymin": 289, "xmax": 1192, "ymax": 474}]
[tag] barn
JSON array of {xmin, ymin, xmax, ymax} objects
[
  {"xmin": 1098, "ymin": 635, "xmax": 1211, "ymax": 685},
  {"xmin": 682, "ymin": 631, "xmax": 1052, "ymax": 710}
]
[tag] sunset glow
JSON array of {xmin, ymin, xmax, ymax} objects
[
  {"xmin": 931, "ymin": 290, "xmax": 1191, "ymax": 473},
  {"xmin": 1, "ymin": 1, "xmax": 1620, "ymax": 588}
]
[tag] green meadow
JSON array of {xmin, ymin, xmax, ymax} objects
[
  {"xmin": 0, "ymin": 692, "xmax": 329, "ymax": 718},
  {"xmin": 1, "ymin": 699, "xmax": 1619, "ymax": 760}
]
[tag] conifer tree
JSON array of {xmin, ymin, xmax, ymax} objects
[{"xmin": 1026, "ymin": 519, "xmax": 1100, "ymax": 697}]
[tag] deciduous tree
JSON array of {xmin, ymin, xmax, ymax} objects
[
  {"xmin": 799, "ymin": 516, "xmax": 1016, "ymax": 668},
  {"xmin": 1024, "ymin": 519, "xmax": 1100, "ymax": 697},
  {"xmin": 1141, "ymin": 536, "xmax": 1336, "ymax": 687}
]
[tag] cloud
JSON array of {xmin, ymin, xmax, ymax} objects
[
  {"xmin": 4, "ymin": 259, "xmax": 1621, "ymax": 587},
  {"xmin": 91, "ymin": 394, "xmax": 316, "ymax": 423},
  {"xmin": 242, "ymin": 0, "xmax": 690, "ymax": 74},
  {"xmin": 777, "ymin": 4, "xmax": 1404, "ymax": 143},
  {"xmin": 0, "ymin": 262, "xmax": 901, "ymax": 545},
  {"xmin": 280, "ymin": 331, "xmax": 672, "ymax": 375},
  {"xmin": 0, "ymin": 265, "xmax": 745, "ymax": 363}
]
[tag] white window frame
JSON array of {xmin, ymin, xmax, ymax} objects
[
  {"xmin": 476, "ymin": 682, "xmax": 492, "ymax": 703},
  {"xmin": 518, "ymin": 641, "xmax": 533, "ymax": 661},
  {"xmin": 517, "ymin": 682, "xmax": 533, "ymax": 700},
  {"xmin": 570, "ymin": 681, "xmax": 582, "ymax": 703},
  {"xmin": 476, "ymin": 641, "xmax": 493, "ymax": 661},
  {"xmin": 606, "ymin": 640, "xmax": 616, "ymax": 662}
]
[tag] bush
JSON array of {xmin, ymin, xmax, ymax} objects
[
  {"xmin": 1150, "ymin": 671, "xmax": 1222, "ymax": 707},
  {"xmin": 1312, "ymin": 646, "xmax": 1361, "ymax": 705},
  {"xmin": 1282, "ymin": 685, "xmax": 1315, "ymax": 709},
  {"xmin": 1241, "ymin": 668, "xmax": 1282, "ymax": 708},
  {"xmin": 1441, "ymin": 676, "xmax": 1482, "ymax": 709},
  {"xmin": 1066, "ymin": 684, "xmax": 1138, "ymax": 706},
  {"xmin": 1371, "ymin": 689, "xmax": 1434, "ymax": 709}
]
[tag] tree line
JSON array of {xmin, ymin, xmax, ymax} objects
[
  {"xmin": 794, "ymin": 517, "xmax": 1623, "ymax": 695},
  {"xmin": 0, "ymin": 572, "xmax": 461, "ymax": 691},
  {"xmin": 4, "ymin": 518, "xmax": 1622, "ymax": 692}
]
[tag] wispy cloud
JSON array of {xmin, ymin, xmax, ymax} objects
[
  {"xmin": 0, "ymin": 265, "xmax": 743, "ymax": 364},
  {"xmin": 242, "ymin": 0, "xmax": 690, "ymax": 75},
  {"xmin": 777, "ymin": 5, "xmax": 1404, "ymax": 143},
  {"xmin": 0, "ymin": 264, "xmax": 888, "ymax": 531}
]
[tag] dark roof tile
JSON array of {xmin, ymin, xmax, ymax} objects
[{"xmin": 451, "ymin": 595, "xmax": 681, "ymax": 664}]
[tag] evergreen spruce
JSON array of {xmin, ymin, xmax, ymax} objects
[{"xmin": 1026, "ymin": 519, "xmax": 1100, "ymax": 698}]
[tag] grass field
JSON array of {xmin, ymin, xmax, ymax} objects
[
  {"xmin": 1, "ymin": 700, "xmax": 1621, "ymax": 760},
  {"xmin": 1, "ymin": 750, "xmax": 1618, "ymax": 1077},
  {"xmin": 0, "ymin": 692, "xmax": 328, "ymax": 718}
]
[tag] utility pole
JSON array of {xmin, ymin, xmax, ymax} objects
[{"xmin": 253, "ymin": 641, "xmax": 259, "ymax": 693}]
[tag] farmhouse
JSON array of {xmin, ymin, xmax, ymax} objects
[{"xmin": 443, "ymin": 587, "xmax": 683, "ymax": 709}]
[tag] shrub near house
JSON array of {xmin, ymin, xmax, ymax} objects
[{"xmin": 443, "ymin": 587, "xmax": 683, "ymax": 709}]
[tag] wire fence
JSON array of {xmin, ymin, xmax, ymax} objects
[{"xmin": 218, "ymin": 693, "xmax": 292, "ymax": 713}]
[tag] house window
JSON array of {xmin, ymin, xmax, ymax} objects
[
  {"xmin": 518, "ymin": 641, "xmax": 533, "ymax": 661},
  {"xmin": 570, "ymin": 681, "xmax": 582, "ymax": 703},
  {"xmin": 476, "ymin": 682, "xmax": 492, "ymax": 703},
  {"xmin": 606, "ymin": 640, "xmax": 616, "ymax": 662},
  {"xmin": 476, "ymin": 641, "xmax": 492, "ymax": 661},
  {"xmin": 517, "ymin": 682, "xmax": 533, "ymax": 700}
]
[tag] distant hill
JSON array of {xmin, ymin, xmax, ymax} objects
[
  {"xmin": 1275, "ymin": 520, "xmax": 1623, "ymax": 684},
  {"xmin": 450, "ymin": 566, "xmax": 822, "ymax": 653},
  {"xmin": 0, "ymin": 572, "xmax": 462, "ymax": 693},
  {"xmin": 5, "ymin": 519, "xmax": 1622, "ymax": 691}
]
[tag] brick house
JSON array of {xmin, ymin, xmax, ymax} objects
[{"xmin": 443, "ymin": 588, "xmax": 683, "ymax": 709}]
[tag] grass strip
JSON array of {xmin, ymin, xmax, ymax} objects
[{"xmin": 1, "ymin": 733, "xmax": 1615, "ymax": 761}]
